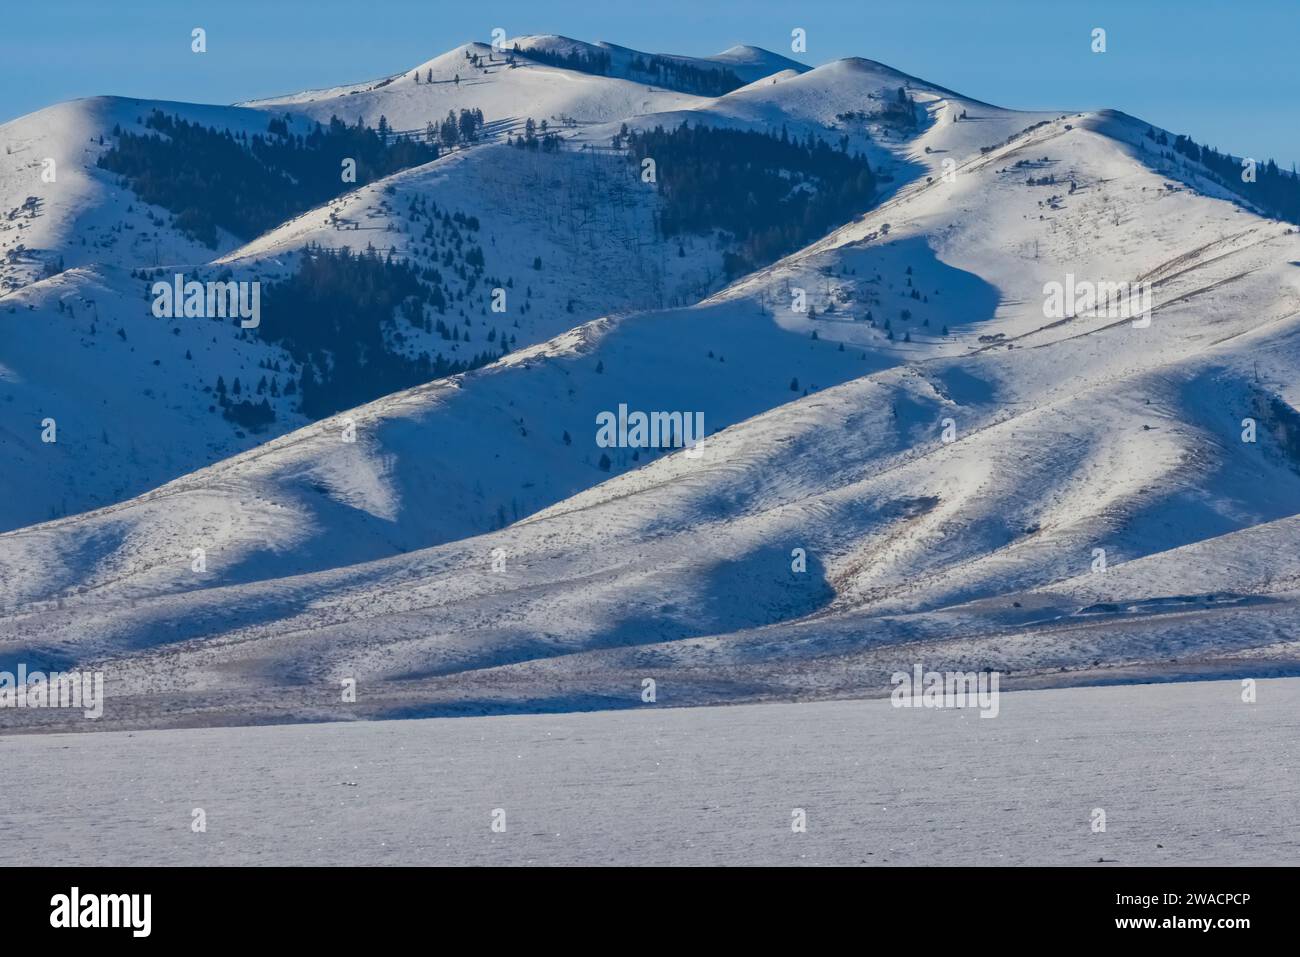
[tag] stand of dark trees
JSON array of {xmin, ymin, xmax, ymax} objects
[
  {"xmin": 98, "ymin": 110, "xmax": 439, "ymax": 246},
  {"xmin": 628, "ymin": 55, "xmax": 745, "ymax": 96},
  {"xmin": 507, "ymin": 44, "xmax": 743, "ymax": 96},
  {"xmin": 624, "ymin": 121, "xmax": 877, "ymax": 278},
  {"xmin": 258, "ymin": 244, "xmax": 503, "ymax": 417},
  {"xmin": 510, "ymin": 117, "xmax": 562, "ymax": 151},
  {"xmin": 1148, "ymin": 125, "xmax": 1300, "ymax": 225},
  {"xmin": 512, "ymin": 43, "xmax": 612, "ymax": 76},
  {"xmin": 223, "ymin": 397, "xmax": 275, "ymax": 430}
]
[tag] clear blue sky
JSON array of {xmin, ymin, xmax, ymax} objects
[{"xmin": 4, "ymin": 0, "xmax": 1297, "ymax": 168}]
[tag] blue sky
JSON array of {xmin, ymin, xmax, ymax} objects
[{"xmin": 4, "ymin": 0, "xmax": 1297, "ymax": 168}]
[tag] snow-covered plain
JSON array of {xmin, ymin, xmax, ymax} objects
[{"xmin": 1, "ymin": 679, "xmax": 1294, "ymax": 865}]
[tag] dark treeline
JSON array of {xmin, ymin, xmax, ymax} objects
[
  {"xmin": 505, "ymin": 43, "xmax": 743, "ymax": 96},
  {"xmin": 426, "ymin": 108, "xmax": 485, "ymax": 150},
  {"xmin": 877, "ymin": 87, "xmax": 918, "ymax": 131},
  {"xmin": 222, "ymin": 396, "xmax": 276, "ymax": 430},
  {"xmin": 837, "ymin": 89, "xmax": 918, "ymax": 133},
  {"xmin": 628, "ymin": 55, "xmax": 745, "ymax": 96},
  {"xmin": 512, "ymin": 43, "xmax": 612, "ymax": 76},
  {"xmin": 259, "ymin": 244, "xmax": 503, "ymax": 417},
  {"xmin": 1148, "ymin": 125, "xmax": 1300, "ymax": 224},
  {"xmin": 622, "ymin": 121, "xmax": 877, "ymax": 278},
  {"xmin": 509, "ymin": 117, "xmax": 562, "ymax": 152},
  {"xmin": 98, "ymin": 110, "xmax": 439, "ymax": 246}
]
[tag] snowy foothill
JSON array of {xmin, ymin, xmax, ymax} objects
[{"xmin": 2, "ymin": 34, "xmax": 1300, "ymax": 741}]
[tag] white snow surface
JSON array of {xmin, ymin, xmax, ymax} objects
[{"xmin": 1, "ymin": 678, "xmax": 1295, "ymax": 865}]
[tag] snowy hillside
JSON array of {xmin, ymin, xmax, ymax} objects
[
  {"xmin": 3, "ymin": 38, "xmax": 912, "ymax": 532},
  {"xmin": 3, "ymin": 34, "xmax": 1300, "ymax": 732},
  {"xmin": 241, "ymin": 39, "xmax": 710, "ymax": 136},
  {"xmin": 653, "ymin": 56, "xmax": 1058, "ymax": 183},
  {"xmin": 0, "ymin": 96, "xmax": 305, "ymax": 292},
  {"xmin": 511, "ymin": 35, "xmax": 809, "ymax": 87}
]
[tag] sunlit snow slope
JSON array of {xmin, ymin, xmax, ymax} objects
[{"xmin": 3, "ymin": 37, "xmax": 1300, "ymax": 731}]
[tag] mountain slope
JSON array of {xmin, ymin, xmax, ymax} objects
[
  {"xmin": 0, "ymin": 97, "xmax": 302, "ymax": 292},
  {"xmin": 5, "ymin": 39, "xmax": 1300, "ymax": 732},
  {"xmin": 5, "ymin": 102, "xmax": 1300, "ymax": 729},
  {"xmin": 241, "ymin": 39, "xmax": 709, "ymax": 136},
  {"xmin": 3, "ymin": 41, "xmax": 914, "ymax": 532}
]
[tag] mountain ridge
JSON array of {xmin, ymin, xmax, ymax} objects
[{"xmin": 3, "ymin": 33, "xmax": 1300, "ymax": 730}]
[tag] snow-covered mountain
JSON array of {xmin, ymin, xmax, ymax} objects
[
  {"xmin": 2, "ymin": 35, "xmax": 1299, "ymax": 731},
  {"xmin": 0, "ymin": 97, "xmax": 303, "ymax": 292},
  {"xmin": 9, "ymin": 37, "xmax": 967, "ymax": 532}
]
